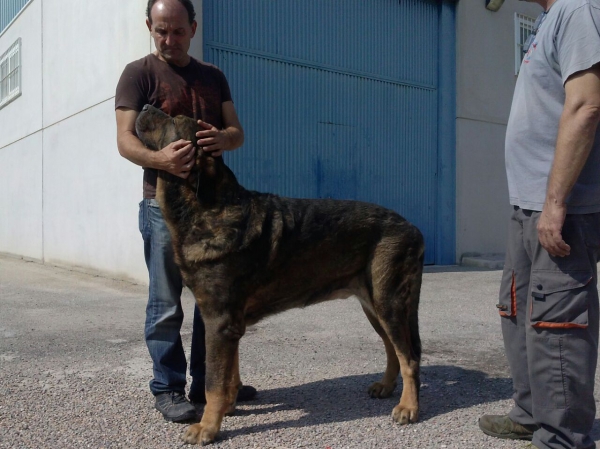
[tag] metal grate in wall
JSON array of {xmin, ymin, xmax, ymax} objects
[{"xmin": 0, "ymin": 0, "xmax": 30, "ymax": 35}]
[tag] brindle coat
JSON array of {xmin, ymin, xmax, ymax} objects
[{"xmin": 135, "ymin": 104, "xmax": 424, "ymax": 446}]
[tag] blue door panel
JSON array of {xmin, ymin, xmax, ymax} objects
[{"xmin": 204, "ymin": 0, "xmax": 453, "ymax": 264}]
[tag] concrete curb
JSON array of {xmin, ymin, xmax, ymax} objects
[{"xmin": 460, "ymin": 253, "xmax": 505, "ymax": 270}]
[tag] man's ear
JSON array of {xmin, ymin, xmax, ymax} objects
[
  {"xmin": 191, "ymin": 20, "xmax": 198, "ymax": 38},
  {"xmin": 146, "ymin": 18, "xmax": 152, "ymax": 33}
]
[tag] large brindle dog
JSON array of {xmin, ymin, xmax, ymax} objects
[{"xmin": 135, "ymin": 104, "xmax": 424, "ymax": 445}]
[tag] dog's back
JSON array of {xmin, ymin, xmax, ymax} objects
[
  {"xmin": 169, "ymin": 181, "xmax": 423, "ymax": 325},
  {"xmin": 236, "ymin": 194, "xmax": 423, "ymax": 322}
]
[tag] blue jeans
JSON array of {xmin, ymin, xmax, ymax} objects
[{"xmin": 139, "ymin": 199, "xmax": 206, "ymax": 395}]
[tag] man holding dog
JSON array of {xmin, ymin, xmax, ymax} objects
[
  {"xmin": 479, "ymin": 0, "xmax": 600, "ymax": 448},
  {"xmin": 115, "ymin": 0, "xmax": 256, "ymax": 422}
]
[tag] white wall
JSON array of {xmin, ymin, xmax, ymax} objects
[
  {"xmin": 38, "ymin": 0, "xmax": 151, "ymax": 281},
  {"xmin": 190, "ymin": 0, "xmax": 203, "ymax": 59},
  {"xmin": 0, "ymin": 0, "xmax": 206, "ymax": 282},
  {"xmin": 42, "ymin": 100, "xmax": 145, "ymax": 280},
  {"xmin": 0, "ymin": 1, "xmax": 43, "ymax": 260},
  {"xmin": 42, "ymin": 0, "xmax": 150, "ymax": 126},
  {"xmin": 0, "ymin": 2, "xmax": 43, "ymax": 149},
  {"xmin": 455, "ymin": 0, "xmax": 542, "ymax": 259},
  {"xmin": 0, "ymin": 132, "xmax": 43, "ymax": 260},
  {"xmin": 0, "ymin": 0, "xmax": 549, "ymax": 274}
]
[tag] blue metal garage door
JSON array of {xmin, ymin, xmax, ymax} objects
[{"xmin": 204, "ymin": 0, "xmax": 456, "ymax": 264}]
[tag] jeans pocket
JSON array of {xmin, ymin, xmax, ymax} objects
[
  {"xmin": 138, "ymin": 201, "xmax": 145, "ymax": 235},
  {"xmin": 581, "ymin": 213, "xmax": 600, "ymax": 251},
  {"xmin": 530, "ymin": 270, "xmax": 593, "ymax": 329}
]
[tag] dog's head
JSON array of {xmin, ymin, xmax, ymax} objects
[
  {"xmin": 135, "ymin": 104, "xmax": 199, "ymax": 152},
  {"xmin": 135, "ymin": 104, "xmax": 240, "ymax": 203}
]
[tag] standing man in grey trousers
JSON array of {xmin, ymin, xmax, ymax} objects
[{"xmin": 479, "ymin": 0, "xmax": 600, "ymax": 448}]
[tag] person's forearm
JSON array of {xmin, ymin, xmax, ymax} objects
[
  {"xmin": 221, "ymin": 126, "xmax": 244, "ymax": 151},
  {"xmin": 117, "ymin": 131, "xmax": 165, "ymax": 169},
  {"xmin": 546, "ymin": 104, "xmax": 600, "ymax": 206}
]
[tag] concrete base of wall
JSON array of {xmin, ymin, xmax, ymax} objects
[{"xmin": 460, "ymin": 252, "xmax": 505, "ymax": 270}]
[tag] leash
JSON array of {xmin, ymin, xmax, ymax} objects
[{"xmin": 196, "ymin": 149, "xmax": 201, "ymax": 198}]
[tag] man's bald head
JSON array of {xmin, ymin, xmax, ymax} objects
[{"xmin": 147, "ymin": 0, "xmax": 196, "ymax": 25}]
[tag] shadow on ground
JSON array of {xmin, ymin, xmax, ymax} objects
[{"xmin": 216, "ymin": 365, "xmax": 512, "ymax": 440}]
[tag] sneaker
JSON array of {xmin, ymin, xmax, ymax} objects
[
  {"xmin": 154, "ymin": 391, "xmax": 197, "ymax": 422},
  {"xmin": 189, "ymin": 384, "xmax": 257, "ymax": 404},
  {"xmin": 479, "ymin": 414, "xmax": 538, "ymax": 441}
]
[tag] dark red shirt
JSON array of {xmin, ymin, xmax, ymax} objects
[{"xmin": 115, "ymin": 54, "xmax": 233, "ymax": 198}]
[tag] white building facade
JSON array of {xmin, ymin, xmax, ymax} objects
[{"xmin": 0, "ymin": 0, "xmax": 542, "ymax": 282}]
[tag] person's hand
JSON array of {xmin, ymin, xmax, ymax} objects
[
  {"xmin": 159, "ymin": 139, "xmax": 196, "ymax": 179},
  {"xmin": 196, "ymin": 120, "xmax": 229, "ymax": 157},
  {"xmin": 537, "ymin": 201, "xmax": 571, "ymax": 257}
]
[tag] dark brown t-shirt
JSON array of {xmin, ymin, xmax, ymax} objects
[{"xmin": 115, "ymin": 54, "xmax": 233, "ymax": 198}]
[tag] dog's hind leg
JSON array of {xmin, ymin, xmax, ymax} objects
[
  {"xmin": 370, "ymin": 235, "xmax": 423, "ymax": 425},
  {"xmin": 362, "ymin": 305, "xmax": 399, "ymax": 399},
  {"xmin": 386, "ymin": 271, "xmax": 422, "ymax": 425},
  {"xmin": 388, "ymin": 312, "xmax": 421, "ymax": 425}
]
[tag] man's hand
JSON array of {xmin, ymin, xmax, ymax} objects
[
  {"xmin": 537, "ymin": 64, "xmax": 600, "ymax": 257},
  {"xmin": 195, "ymin": 101, "xmax": 244, "ymax": 157},
  {"xmin": 537, "ymin": 201, "xmax": 570, "ymax": 257},
  {"xmin": 159, "ymin": 139, "xmax": 196, "ymax": 179},
  {"xmin": 116, "ymin": 108, "xmax": 196, "ymax": 178},
  {"xmin": 196, "ymin": 120, "xmax": 229, "ymax": 157}
]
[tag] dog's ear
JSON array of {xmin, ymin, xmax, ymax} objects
[
  {"xmin": 173, "ymin": 116, "xmax": 199, "ymax": 143},
  {"xmin": 136, "ymin": 107, "xmax": 179, "ymax": 151}
]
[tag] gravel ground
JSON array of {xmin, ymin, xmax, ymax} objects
[{"xmin": 1, "ymin": 254, "xmax": 599, "ymax": 449}]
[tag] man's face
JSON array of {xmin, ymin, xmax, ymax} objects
[{"xmin": 146, "ymin": 0, "xmax": 197, "ymax": 67}]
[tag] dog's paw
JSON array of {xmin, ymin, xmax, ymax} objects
[
  {"xmin": 368, "ymin": 381, "xmax": 396, "ymax": 398},
  {"xmin": 182, "ymin": 423, "xmax": 217, "ymax": 446},
  {"xmin": 391, "ymin": 403, "xmax": 419, "ymax": 425}
]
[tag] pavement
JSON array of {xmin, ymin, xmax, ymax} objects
[{"xmin": 1, "ymin": 253, "xmax": 599, "ymax": 448}]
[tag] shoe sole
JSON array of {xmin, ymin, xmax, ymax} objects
[{"xmin": 156, "ymin": 407, "xmax": 197, "ymax": 423}]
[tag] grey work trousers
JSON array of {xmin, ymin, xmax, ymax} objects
[{"xmin": 499, "ymin": 207, "xmax": 600, "ymax": 449}]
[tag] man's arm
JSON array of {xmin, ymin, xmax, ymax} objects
[
  {"xmin": 538, "ymin": 64, "xmax": 600, "ymax": 256},
  {"xmin": 196, "ymin": 101, "xmax": 245, "ymax": 157},
  {"xmin": 116, "ymin": 107, "xmax": 196, "ymax": 179}
]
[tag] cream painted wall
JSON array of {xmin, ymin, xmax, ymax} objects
[
  {"xmin": 42, "ymin": 0, "xmax": 150, "ymax": 126},
  {"xmin": 455, "ymin": 0, "xmax": 542, "ymax": 259},
  {"xmin": 0, "ymin": 132, "xmax": 43, "ymax": 260},
  {"xmin": 0, "ymin": 0, "xmax": 206, "ymax": 282},
  {"xmin": 0, "ymin": 0, "xmax": 553, "ymax": 273},
  {"xmin": 0, "ymin": 1, "xmax": 42, "ymax": 149},
  {"xmin": 189, "ymin": 0, "xmax": 203, "ymax": 60},
  {"xmin": 42, "ymin": 100, "xmax": 145, "ymax": 281},
  {"xmin": 37, "ymin": 0, "xmax": 150, "ymax": 281}
]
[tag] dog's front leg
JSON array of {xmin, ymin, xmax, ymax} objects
[
  {"xmin": 225, "ymin": 347, "xmax": 241, "ymax": 416},
  {"xmin": 182, "ymin": 317, "xmax": 242, "ymax": 446}
]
